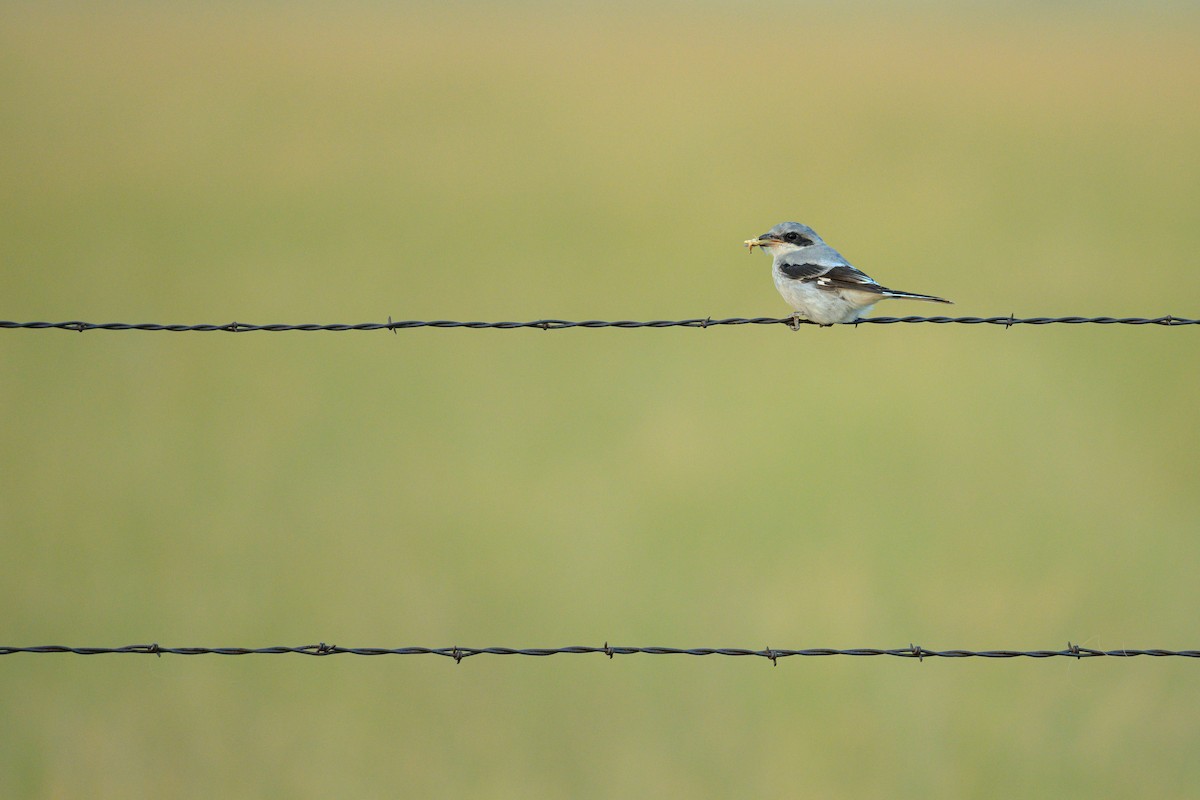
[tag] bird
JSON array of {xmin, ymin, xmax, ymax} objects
[{"xmin": 744, "ymin": 221, "xmax": 951, "ymax": 328}]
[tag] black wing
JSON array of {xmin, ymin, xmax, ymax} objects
[
  {"xmin": 818, "ymin": 265, "xmax": 883, "ymax": 293},
  {"xmin": 776, "ymin": 262, "xmax": 829, "ymax": 281},
  {"xmin": 780, "ymin": 262, "xmax": 884, "ymax": 294}
]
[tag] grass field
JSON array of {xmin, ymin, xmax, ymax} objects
[{"xmin": 2, "ymin": 5, "xmax": 1199, "ymax": 797}]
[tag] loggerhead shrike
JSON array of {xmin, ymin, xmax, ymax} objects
[{"xmin": 745, "ymin": 222, "xmax": 951, "ymax": 328}]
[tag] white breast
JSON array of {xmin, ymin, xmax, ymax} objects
[{"xmin": 772, "ymin": 269, "xmax": 879, "ymax": 326}]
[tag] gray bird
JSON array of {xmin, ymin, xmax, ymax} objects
[{"xmin": 745, "ymin": 222, "xmax": 951, "ymax": 328}]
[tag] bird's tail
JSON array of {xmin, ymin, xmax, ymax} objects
[{"xmin": 880, "ymin": 288, "xmax": 952, "ymax": 304}]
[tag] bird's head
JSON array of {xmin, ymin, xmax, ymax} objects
[{"xmin": 744, "ymin": 222, "xmax": 823, "ymax": 255}]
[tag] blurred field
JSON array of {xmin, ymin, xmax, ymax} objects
[{"xmin": 2, "ymin": 4, "xmax": 1199, "ymax": 797}]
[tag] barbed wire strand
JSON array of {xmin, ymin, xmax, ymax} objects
[
  {"xmin": 0, "ymin": 315, "xmax": 1197, "ymax": 334},
  {"xmin": 2, "ymin": 643, "xmax": 1197, "ymax": 662}
]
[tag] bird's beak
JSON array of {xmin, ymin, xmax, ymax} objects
[{"xmin": 743, "ymin": 234, "xmax": 778, "ymax": 253}]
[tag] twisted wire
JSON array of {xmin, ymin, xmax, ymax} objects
[
  {"xmin": 2, "ymin": 643, "xmax": 1196, "ymax": 661},
  {"xmin": 0, "ymin": 315, "xmax": 1197, "ymax": 333}
]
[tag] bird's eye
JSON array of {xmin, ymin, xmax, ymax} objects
[{"xmin": 783, "ymin": 231, "xmax": 801, "ymax": 243}]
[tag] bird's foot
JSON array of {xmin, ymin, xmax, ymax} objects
[{"xmin": 789, "ymin": 313, "xmax": 804, "ymax": 332}]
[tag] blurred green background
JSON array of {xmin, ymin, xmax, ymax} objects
[{"xmin": 2, "ymin": 3, "xmax": 1199, "ymax": 797}]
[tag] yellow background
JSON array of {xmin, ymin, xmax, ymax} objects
[{"xmin": 2, "ymin": 5, "xmax": 1198, "ymax": 797}]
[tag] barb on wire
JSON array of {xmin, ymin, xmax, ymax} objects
[
  {"xmin": 0, "ymin": 315, "xmax": 1197, "ymax": 334},
  {"xmin": 1, "ymin": 643, "xmax": 1197, "ymax": 661}
]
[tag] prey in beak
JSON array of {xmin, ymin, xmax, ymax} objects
[{"xmin": 743, "ymin": 234, "xmax": 779, "ymax": 254}]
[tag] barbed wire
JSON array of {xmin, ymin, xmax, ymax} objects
[
  {"xmin": 0, "ymin": 315, "xmax": 1197, "ymax": 334},
  {"xmin": 2, "ymin": 643, "xmax": 1197, "ymax": 662}
]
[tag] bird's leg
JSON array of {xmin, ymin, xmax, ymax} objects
[{"xmin": 789, "ymin": 313, "xmax": 803, "ymax": 332}]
